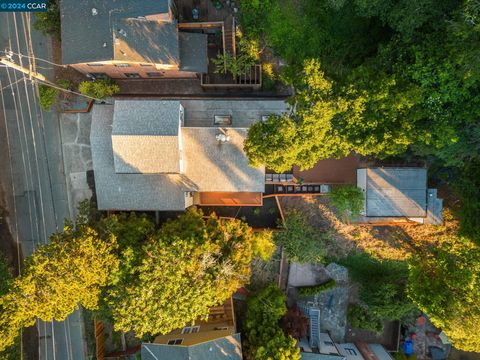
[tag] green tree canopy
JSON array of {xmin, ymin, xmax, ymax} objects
[
  {"xmin": 106, "ymin": 208, "xmax": 273, "ymax": 337},
  {"xmin": 407, "ymin": 235, "xmax": 480, "ymax": 351},
  {"xmin": 340, "ymin": 254, "xmax": 417, "ymax": 332},
  {"xmin": 0, "ymin": 221, "xmax": 118, "ymax": 352},
  {"xmin": 241, "ymin": 0, "xmax": 480, "ymax": 169},
  {"xmin": 244, "ymin": 59, "xmax": 351, "ymax": 172},
  {"xmin": 244, "ymin": 285, "xmax": 300, "ymax": 360}
]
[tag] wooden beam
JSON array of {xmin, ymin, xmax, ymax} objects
[{"xmin": 177, "ymin": 21, "xmax": 224, "ymax": 29}]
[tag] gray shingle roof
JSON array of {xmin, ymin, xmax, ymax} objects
[
  {"xmin": 112, "ymin": 100, "xmax": 180, "ymax": 135},
  {"xmin": 90, "ymin": 104, "xmax": 191, "ymax": 211},
  {"xmin": 141, "ymin": 334, "xmax": 243, "ymax": 360},
  {"xmin": 181, "ymin": 99, "xmax": 289, "ymax": 127},
  {"xmin": 112, "ymin": 101, "xmax": 181, "ymax": 174},
  {"xmin": 362, "ymin": 168, "xmax": 427, "ymax": 217},
  {"xmin": 179, "ymin": 32, "xmax": 208, "ymax": 73},
  {"xmin": 113, "ymin": 19, "xmax": 180, "ymax": 65},
  {"xmin": 61, "ymin": 0, "xmax": 171, "ymax": 64},
  {"xmin": 90, "ymin": 100, "xmax": 288, "ymax": 211},
  {"xmin": 183, "ymin": 127, "xmax": 265, "ymax": 192}
]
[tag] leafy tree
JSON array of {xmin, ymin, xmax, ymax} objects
[
  {"xmin": 106, "ymin": 208, "xmax": 268, "ymax": 337},
  {"xmin": 78, "ymin": 80, "xmax": 120, "ymax": 100},
  {"xmin": 328, "ymin": 185, "xmax": 364, "ymax": 222},
  {"xmin": 0, "ymin": 255, "xmax": 12, "ymax": 296},
  {"xmin": 407, "ymin": 235, "xmax": 480, "ymax": 351},
  {"xmin": 0, "ymin": 256, "xmax": 22, "ymax": 358},
  {"xmin": 212, "ymin": 52, "xmax": 255, "ymax": 79},
  {"xmin": 244, "ymin": 285, "xmax": 300, "ymax": 360},
  {"xmin": 274, "ymin": 210, "xmax": 326, "ymax": 263},
  {"xmin": 340, "ymin": 254, "xmax": 417, "ymax": 330},
  {"xmin": 38, "ymin": 84, "xmax": 59, "ymax": 111},
  {"xmin": 34, "ymin": 0, "xmax": 61, "ymax": 40},
  {"xmin": 244, "ymin": 59, "xmax": 351, "ymax": 172},
  {"xmin": 455, "ymin": 159, "xmax": 480, "ymax": 243},
  {"xmin": 241, "ymin": 0, "xmax": 480, "ymax": 169},
  {"xmin": 244, "ymin": 113, "xmax": 299, "ymax": 172},
  {"xmin": 0, "ymin": 220, "xmax": 118, "ymax": 352}
]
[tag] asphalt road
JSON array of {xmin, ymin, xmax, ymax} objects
[{"xmin": 0, "ymin": 12, "xmax": 86, "ymax": 360}]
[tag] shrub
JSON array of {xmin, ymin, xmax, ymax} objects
[
  {"xmin": 328, "ymin": 185, "xmax": 364, "ymax": 222},
  {"xmin": 212, "ymin": 52, "xmax": 255, "ymax": 79},
  {"xmin": 262, "ymin": 62, "xmax": 277, "ymax": 91},
  {"xmin": 38, "ymin": 84, "xmax": 59, "ymax": 111},
  {"xmin": 298, "ymin": 279, "xmax": 336, "ymax": 296},
  {"xmin": 237, "ymin": 30, "xmax": 261, "ymax": 61},
  {"xmin": 252, "ymin": 230, "xmax": 276, "ymax": 261},
  {"xmin": 348, "ymin": 304, "xmax": 383, "ymax": 334},
  {"xmin": 78, "ymin": 80, "xmax": 120, "ymax": 100},
  {"xmin": 57, "ymin": 79, "xmax": 72, "ymax": 90},
  {"xmin": 274, "ymin": 210, "xmax": 326, "ymax": 263}
]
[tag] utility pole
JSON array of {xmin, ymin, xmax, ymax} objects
[{"xmin": 0, "ymin": 57, "xmax": 46, "ymax": 81}]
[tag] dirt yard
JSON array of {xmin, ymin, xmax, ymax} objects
[{"xmin": 278, "ymin": 195, "xmax": 458, "ymax": 261}]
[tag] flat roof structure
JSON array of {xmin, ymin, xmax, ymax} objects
[
  {"xmin": 357, "ymin": 168, "xmax": 431, "ymax": 218},
  {"xmin": 181, "ymin": 99, "xmax": 288, "ymax": 127}
]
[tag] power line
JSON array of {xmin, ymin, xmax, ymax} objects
[
  {"xmin": 0, "ymin": 76, "xmax": 26, "ymax": 91},
  {"xmin": 0, "ymin": 48, "xmax": 67, "ymax": 68}
]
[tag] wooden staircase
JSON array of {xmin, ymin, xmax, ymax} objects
[{"xmin": 223, "ymin": 15, "xmax": 236, "ymax": 57}]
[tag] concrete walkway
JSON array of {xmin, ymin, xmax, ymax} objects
[{"xmin": 59, "ymin": 112, "xmax": 93, "ymax": 219}]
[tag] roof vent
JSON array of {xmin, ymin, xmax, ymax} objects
[
  {"xmin": 102, "ymin": 42, "xmax": 107, "ymax": 48},
  {"xmin": 91, "ymin": 8, "xmax": 98, "ymax": 16},
  {"xmin": 216, "ymin": 133, "xmax": 230, "ymax": 143}
]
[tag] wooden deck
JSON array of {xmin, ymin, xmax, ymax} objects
[
  {"xmin": 293, "ymin": 154, "xmax": 360, "ymax": 184},
  {"xmin": 197, "ymin": 192, "xmax": 263, "ymax": 206}
]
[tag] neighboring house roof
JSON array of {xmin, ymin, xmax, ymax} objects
[
  {"xmin": 301, "ymin": 353, "xmax": 346, "ymax": 360},
  {"xmin": 90, "ymin": 105, "xmax": 190, "ymax": 211},
  {"xmin": 359, "ymin": 168, "xmax": 428, "ymax": 217},
  {"xmin": 113, "ymin": 19, "xmax": 180, "ymax": 65},
  {"xmin": 112, "ymin": 101, "xmax": 181, "ymax": 174},
  {"xmin": 61, "ymin": 0, "xmax": 171, "ymax": 64},
  {"xmin": 366, "ymin": 344, "xmax": 394, "ymax": 360},
  {"xmin": 179, "ymin": 32, "xmax": 208, "ymax": 73},
  {"xmin": 141, "ymin": 334, "xmax": 243, "ymax": 360},
  {"xmin": 181, "ymin": 99, "xmax": 289, "ymax": 127},
  {"xmin": 183, "ymin": 127, "xmax": 265, "ymax": 192}
]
